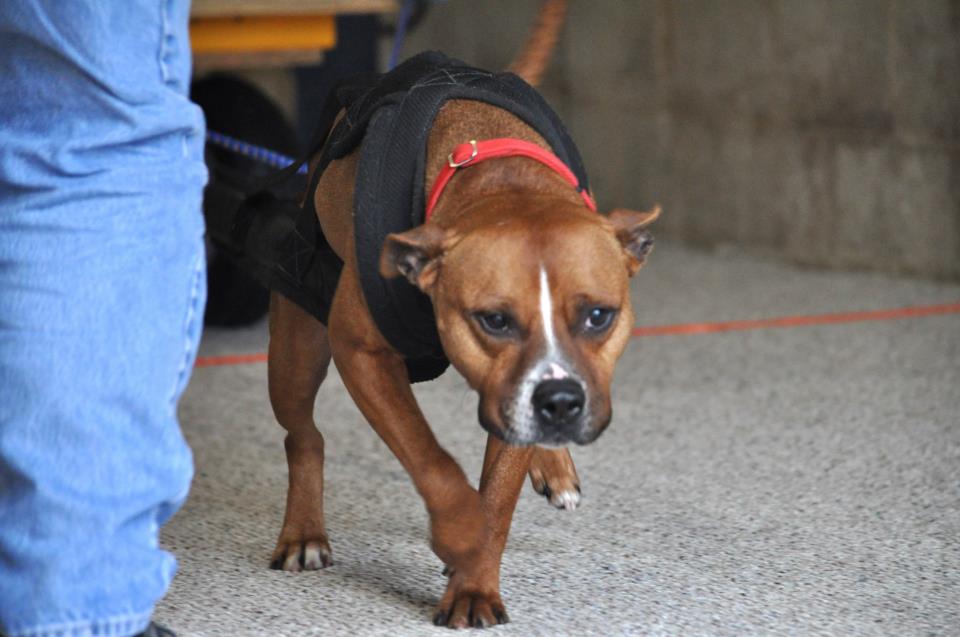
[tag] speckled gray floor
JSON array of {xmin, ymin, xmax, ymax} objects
[{"xmin": 156, "ymin": 242, "xmax": 960, "ymax": 636}]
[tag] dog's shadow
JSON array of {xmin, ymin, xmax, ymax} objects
[
  {"xmin": 333, "ymin": 556, "xmax": 440, "ymax": 616},
  {"xmin": 247, "ymin": 472, "xmax": 445, "ymax": 622}
]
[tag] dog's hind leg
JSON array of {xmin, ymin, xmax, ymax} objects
[
  {"xmin": 267, "ymin": 292, "xmax": 334, "ymax": 571},
  {"xmin": 528, "ymin": 447, "xmax": 581, "ymax": 510}
]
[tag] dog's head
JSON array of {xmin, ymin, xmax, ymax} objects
[{"xmin": 381, "ymin": 195, "xmax": 659, "ymax": 446}]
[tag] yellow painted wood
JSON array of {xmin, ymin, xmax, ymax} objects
[
  {"xmin": 190, "ymin": 15, "xmax": 337, "ymax": 53},
  {"xmin": 191, "ymin": 0, "xmax": 397, "ymax": 18}
]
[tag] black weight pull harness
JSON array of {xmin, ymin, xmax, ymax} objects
[{"xmin": 211, "ymin": 51, "xmax": 591, "ymax": 383}]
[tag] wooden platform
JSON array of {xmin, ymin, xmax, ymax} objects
[{"xmin": 190, "ymin": 0, "xmax": 396, "ymax": 70}]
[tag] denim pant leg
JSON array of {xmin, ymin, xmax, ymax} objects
[{"xmin": 0, "ymin": 2, "xmax": 207, "ymax": 636}]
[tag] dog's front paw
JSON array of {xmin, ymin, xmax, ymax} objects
[
  {"xmin": 269, "ymin": 536, "xmax": 333, "ymax": 572},
  {"xmin": 533, "ymin": 480, "xmax": 582, "ymax": 510},
  {"xmin": 433, "ymin": 580, "xmax": 508, "ymax": 629},
  {"xmin": 529, "ymin": 448, "xmax": 581, "ymax": 511}
]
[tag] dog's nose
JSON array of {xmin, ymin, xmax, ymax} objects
[{"xmin": 532, "ymin": 379, "xmax": 585, "ymax": 428}]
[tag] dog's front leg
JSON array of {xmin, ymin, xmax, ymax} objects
[
  {"xmin": 434, "ymin": 435, "xmax": 533, "ymax": 628},
  {"xmin": 332, "ymin": 339, "xmax": 486, "ymax": 565},
  {"xmin": 327, "ymin": 271, "xmax": 491, "ymax": 609}
]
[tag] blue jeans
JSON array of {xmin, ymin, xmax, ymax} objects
[{"xmin": 0, "ymin": 2, "xmax": 206, "ymax": 636}]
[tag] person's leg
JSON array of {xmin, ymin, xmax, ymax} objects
[{"xmin": 0, "ymin": 2, "xmax": 206, "ymax": 636}]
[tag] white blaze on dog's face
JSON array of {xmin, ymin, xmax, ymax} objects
[{"xmin": 381, "ymin": 198, "xmax": 659, "ymax": 446}]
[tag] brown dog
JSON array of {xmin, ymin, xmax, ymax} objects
[{"xmin": 265, "ymin": 0, "xmax": 659, "ymax": 628}]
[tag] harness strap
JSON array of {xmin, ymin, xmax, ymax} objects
[{"xmin": 424, "ymin": 138, "xmax": 597, "ymax": 222}]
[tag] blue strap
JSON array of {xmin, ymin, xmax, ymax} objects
[{"xmin": 205, "ymin": 130, "xmax": 308, "ymax": 175}]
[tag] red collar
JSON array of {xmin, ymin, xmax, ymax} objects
[{"xmin": 424, "ymin": 138, "xmax": 597, "ymax": 222}]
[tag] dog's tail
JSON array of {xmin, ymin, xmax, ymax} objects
[{"xmin": 507, "ymin": 0, "xmax": 568, "ymax": 87}]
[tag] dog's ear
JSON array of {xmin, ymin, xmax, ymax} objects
[
  {"xmin": 606, "ymin": 205, "xmax": 661, "ymax": 276},
  {"xmin": 380, "ymin": 224, "xmax": 450, "ymax": 292}
]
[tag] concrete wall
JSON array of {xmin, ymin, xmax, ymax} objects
[{"xmin": 399, "ymin": 0, "xmax": 960, "ymax": 279}]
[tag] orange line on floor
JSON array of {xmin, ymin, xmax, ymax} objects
[
  {"xmin": 193, "ymin": 301, "xmax": 960, "ymax": 368},
  {"xmin": 630, "ymin": 302, "xmax": 960, "ymax": 337},
  {"xmin": 195, "ymin": 352, "xmax": 268, "ymax": 368}
]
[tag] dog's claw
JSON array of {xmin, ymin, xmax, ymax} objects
[
  {"xmin": 535, "ymin": 481, "xmax": 582, "ymax": 510},
  {"xmin": 432, "ymin": 610, "xmax": 450, "ymax": 627},
  {"xmin": 552, "ymin": 488, "xmax": 581, "ymax": 511},
  {"xmin": 270, "ymin": 538, "xmax": 333, "ymax": 572},
  {"xmin": 435, "ymin": 589, "xmax": 508, "ymax": 629}
]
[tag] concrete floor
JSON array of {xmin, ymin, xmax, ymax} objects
[{"xmin": 155, "ymin": 241, "xmax": 960, "ymax": 636}]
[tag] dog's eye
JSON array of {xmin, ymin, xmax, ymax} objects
[
  {"xmin": 476, "ymin": 311, "xmax": 514, "ymax": 336},
  {"xmin": 584, "ymin": 307, "xmax": 616, "ymax": 333}
]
